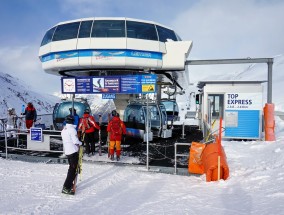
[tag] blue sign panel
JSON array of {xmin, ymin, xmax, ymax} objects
[
  {"xmin": 77, "ymin": 77, "xmax": 92, "ymax": 93},
  {"xmin": 121, "ymin": 76, "xmax": 140, "ymax": 93},
  {"xmin": 102, "ymin": 94, "xmax": 116, "ymax": 99},
  {"xmin": 41, "ymin": 49, "xmax": 162, "ymax": 62},
  {"xmin": 30, "ymin": 127, "xmax": 43, "ymax": 142},
  {"xmin": 61, "ymin": 74, "xmax": 157, "ymax": 94},
  {"xmin": 92, "ymin": 77, "xmax": 121, "ymax": 93}
]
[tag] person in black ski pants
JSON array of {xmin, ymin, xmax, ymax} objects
[{"xmin": 61, "ymin": 115, "xmax": 82, "ymax": 195}]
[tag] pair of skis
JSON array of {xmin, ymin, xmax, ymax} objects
[{"xmin": 72, "ymin": 146, "xmax": 84, "ymax": 194}]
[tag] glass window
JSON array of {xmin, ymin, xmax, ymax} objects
[
  {"xmin": 159, "ymin": 104, "xmax": 168, "ymax": 125},
  {"xmin": 91, "ymin": 20, "xmax": 125, "ymax": 38},
  {"xmin": 126, "ymin": 21, "xmax": 158, "ymax": 41},
  {"xmin": 41, "ymin": 27, "xmax": 56, "ymax": 46},
  {"xmin": 208, "ymin": 94, "xmax": 224, "ymax": 119},
  {"xmin": 156, "ymin": 25, "xmax": 177, "ymax": 42},
  {"xmin": 52, "ymin": 22, "xmax": 80, "ymax": 41},
  {"xmin": 78, "ymin": 20, "xmax": 93, "ymax": 38},
  {"xmin": 161, "ymin": 101, "xmax": 179, "ymax": 112}
]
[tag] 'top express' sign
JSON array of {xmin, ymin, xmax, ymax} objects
[{"xmin": 226, "ymin": 93, "xmax": 262, "ymax": 110}]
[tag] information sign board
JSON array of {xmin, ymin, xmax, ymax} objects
[
  {"xmin": 30, "ymin": 127, "xmax": 43, "ymax": 142},
  {"xmin": 61, "ymin": 74, "xmax": 156, "ymax": 94}
]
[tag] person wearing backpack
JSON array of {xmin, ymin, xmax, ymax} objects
[
  {"xmin": 107, "ymin": 110, "xmax": 126, "ymax": 161},
  {"xmin": 78, "ymin": 109, "xmax": 100, "ymax": 156}
]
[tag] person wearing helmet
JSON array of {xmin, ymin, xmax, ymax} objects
[
  {"xmin": 21, "ymin": 102, "xmax": 37, "ymax": 129},
  {"xmin": 6, "ymin": 108, "xmax": 18, "ymax": 138},
  {"xmin": 78, "ymin": 109, "xmax": 100, "ymax": 156},
  {"xmin": 61, "ymin": 115, "xmax": 82, "ymax": 195},
  {"xmin": 65, "ymin": 108, "xmax": 80, "ymax": 130},
  {"xmin": 107, "ymin": 110, "xmax": 126, "ymax": 161}
]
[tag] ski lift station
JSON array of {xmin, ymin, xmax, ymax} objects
[
  {"xmin": 38, "ymin": 17, "xmax": 275, "ymax": 142},
  {"xmin": 197, "ymin": 80, "xmax": 266, "ymax": 140},
  {"xmin": 39, "ymin": 17, "xmax": 193, "ymax": 142}
]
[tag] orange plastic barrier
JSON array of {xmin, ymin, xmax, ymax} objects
[
  {"xmin": 263, "ymin": 103, "xmax": 276, "ymax": 141},
  {"xmin": 201, "ymin": 143, "xmax": 229, "ymax": 182},
  {"xmin": 188, "ymin": 142, "xmax": 206, "ymax": 174}
]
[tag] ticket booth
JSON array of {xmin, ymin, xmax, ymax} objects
[{"xmin": 197, "ymin": 80, "xmax": 265, "ymax": 140}]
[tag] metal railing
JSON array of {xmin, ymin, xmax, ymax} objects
[
  {"xmin": 1, "ymin": 128, "xmax": 63, "ymax": 159},
  {"xmin": 174, "ymin": 142, "xmax": 191, "ymax": 174},
  {"xmin": 0, "ymin": 114, "xmax": 53, "ymax": 133}
]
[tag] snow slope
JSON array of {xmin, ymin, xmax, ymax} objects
[{"xmin": 0, "ymin": 71, "xmax": 59, "ymax": 118}]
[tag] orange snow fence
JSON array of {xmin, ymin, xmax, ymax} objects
[
  {"xmin": 263, "ymin": 103, "xmax": 276, "ymax": 141},
  {"xmin": 201, "ymin": 142, "xmax": 229, "ymax": 182},
  {"xmin": 188, "ymin": 142, "xmax": 206, "ymax": 174}
]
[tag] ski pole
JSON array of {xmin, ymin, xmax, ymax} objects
[
  {"xmin": 107, "ymin": 133, "xmax": 111, "ymax": 158},
  {"xmin": 98, "ymin": 114, "xmax": 102, "ymax": 156}
]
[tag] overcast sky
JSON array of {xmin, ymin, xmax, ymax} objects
[{"xmin": 0, "ymin": 0, "xmax": 283, "ymax": 94}]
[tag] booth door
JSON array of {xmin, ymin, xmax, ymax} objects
[{"xmin": 208, "ymin": 94, "xmax": 224, "ymax": 121}]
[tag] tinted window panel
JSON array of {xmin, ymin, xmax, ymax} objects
[
  {"xmin": 78, "ymin": 21, "xmax": 93, "ymax": 38},
  {"xmin": 176, "ymin": 33, "xmax": 182, "ymax": 41},
  {"xmin": 156, "ymin": 25, "xmax": 177, "ymax": 42},
  {"xmin": 41, "ymin": 27, "xmax": 56, "ymax": 46},
  {"xmin": 92, "ymin": 20, "xmax": 125, "ymax": 38},
  {"xmin": 52, "ymin": 22, "xmax": 80, "ymax": 41},
  {"xmin": 126, "ymin": 21, "xmax": 158, "ymax": 41}
]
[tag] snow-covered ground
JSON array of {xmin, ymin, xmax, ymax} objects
[{"xmin": 1, "ymin": 119, "xmax": 284, "ymax": 214}]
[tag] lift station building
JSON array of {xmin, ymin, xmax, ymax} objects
[{"xmin": 197, "ymin": 80, "xmax": 266, "ymax": 140}]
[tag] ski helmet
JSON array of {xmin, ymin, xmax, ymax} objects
[
  {"xmin": 111, "ymin": 110, "xmax": 117, "ymax": 116},
  {"xmin": 65, "ymin": 115, "xmax": 75, "ymax": 124}
]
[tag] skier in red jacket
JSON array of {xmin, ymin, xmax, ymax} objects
[
  {"xmin": 107, "ymin": 110, "xmax": 126, "ymax": 161},
  {"xmin": 78, "ymin": 109, "xmax": 100, "ymax": 156},
  {"xmin": 22, "ymin": 102, "xmax": 37, "ymax": 129}
]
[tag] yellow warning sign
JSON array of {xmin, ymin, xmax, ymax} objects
[{"xmin": 142, "ymin": 84, "xmax": 155, "ymax": 92}]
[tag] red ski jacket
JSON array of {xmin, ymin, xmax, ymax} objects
[
  {"xmin": 78, "ymin": 114, "xmax": 100, "ymax": 133},
  {"xmin": 107, "ymin": 116, "xmax": 126, "ymax": 141}
]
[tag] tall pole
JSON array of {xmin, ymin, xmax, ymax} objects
[
  {"xmin": 5, "ymin": 125, "xmax": 8, "ymax": 159},
  {"xmin": 146, "ymin": 94, "xmax": 149, "ymax": 170},
  {"xmin": 267, "ymin": 60, "xmax": 273, "ymax": 104},
  {"xmin": 72, "ymin": 94, "xmax": 75, "ymax": 114}
]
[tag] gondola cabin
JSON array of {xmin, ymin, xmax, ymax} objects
[
  {"xmin": 53, "ymin": 100, "xmax": 91, "ymax": 130},
  {"xmin": 123, "ymin": 103, "xmax": 172, "ymax": 141}
]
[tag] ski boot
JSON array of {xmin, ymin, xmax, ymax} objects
[
  {"xmin": 116, "ymin": 156, "xmax": 120, "ymax": 161},
  {"xmin": 62, "ymin": 187, "xmax": 75, "ymax": 195},
  {"xmin": 110, "ymin": 154, "xmax": 114, "ymax": 161}
]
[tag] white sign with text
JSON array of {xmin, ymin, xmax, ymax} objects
[{"xmin": 226, "ymin": 93, "xmax": 262, "ymax": 110}]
